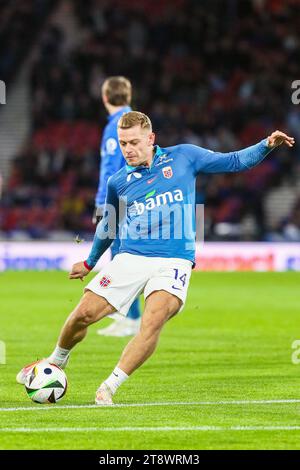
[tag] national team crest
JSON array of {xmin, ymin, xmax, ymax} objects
[
  {"xmin": 99, "ymin": 275, "xmax": 112, "ymax": 288},
  {"xmin": 162, "ymin": 166, "xmax": 173, "ymax": 179}
]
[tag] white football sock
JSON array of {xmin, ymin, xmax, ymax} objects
[
  {"xmin": 48, "ymin": 345, "xmax": 70, "ymax": 367},
  {"xmin": 104, "ymin": 366, "xmax": 128, "ymax": 394}
]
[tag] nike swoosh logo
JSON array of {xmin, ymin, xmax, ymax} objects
[
  {"xmin": 172, "ymin": 285, "xmax": 182, "ymax": 291},
  {"xmin": 147, "ymin": 176, "xmax": 158, "ymax": 184},
  {"xmin": 113, "ymin": 373, "xmax": 119, "ymax": 377}
]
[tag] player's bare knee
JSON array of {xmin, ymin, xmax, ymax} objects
[
  {"xmin": 72, "ymin": 303, "xmax": 96, "ymax": 328},
  {"xmin": 141, "ymin": 312, "xmax": 166, "ymax": 338}
]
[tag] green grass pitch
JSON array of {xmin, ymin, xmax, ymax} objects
[{"xmin": 1, "ymin": 270, "xmax": 300, "ymax": 450}]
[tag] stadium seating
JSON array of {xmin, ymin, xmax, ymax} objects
[
  {"xmin": 0, "ymin": 0, "xmax": 55, "ymax": 83},
  {"xmin": 1, "ymin": 0, "xmax": 300, "ymax": 240}
]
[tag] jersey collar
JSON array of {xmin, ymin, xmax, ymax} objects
[
  {"xmin": 126, "ymin": 145, "xmax": 164, "ymax": 174},
  {"xmin": 108, "ymin": 106, "xmax": 131, "ymax": 122}
]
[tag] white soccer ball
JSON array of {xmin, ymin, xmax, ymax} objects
[{"xmin": 24, "ymin": 360, "xmax": 68, "ymax": 404}]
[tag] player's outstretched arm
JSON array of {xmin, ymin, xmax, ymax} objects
[{"xmin": 185, "ymin": 130, "xmax": 295, "ymax": 174}]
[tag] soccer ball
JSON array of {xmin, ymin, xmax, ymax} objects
[{"xmin": 24, "ymin": 360, "xmax": 67, "ymax": 404}]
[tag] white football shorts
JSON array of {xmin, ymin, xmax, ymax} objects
[{"xmin": 85, "ymin": 253, "xmax": 192, "ymax": 316}]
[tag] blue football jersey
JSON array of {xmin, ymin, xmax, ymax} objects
[
  {"xmin": 95, "ymin": 106, "xmax": 132, "ymax": 207},
  {"xmin": 87, "ymin": 139, "xmax": 273, "ymax": 267}
]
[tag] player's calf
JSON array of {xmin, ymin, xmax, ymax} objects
[
  {"xmin": 95, "ymin": 291, "xmax": 182, "ymax": 404},
  {"xmin": 18, "ymin": 292, "xmax": 116, "ymax": 382},
  {"xmin": 57, "ymin": 291, "xmax": 116, "ymax": 351}
]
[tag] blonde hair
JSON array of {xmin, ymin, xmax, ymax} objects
[
  {"xmin": 102, "ymin": 76, "xmax": 132, "ymax": 106},
  {"xmin": 118, "ymin": 111, "xmax": 152, "ymax": 131}
]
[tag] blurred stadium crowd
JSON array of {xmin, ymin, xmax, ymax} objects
[
  {"xmin": 1, "ymin": 0, "xmax": 300, "ymax": 241},
  {"xmin": 0, "ymin": 0, "xmax": 54, "ymax": 84}
]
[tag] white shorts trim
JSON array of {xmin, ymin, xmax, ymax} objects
[{"xmin": 85, "ymin": 253, "xmax": 192, "ymax": 316}]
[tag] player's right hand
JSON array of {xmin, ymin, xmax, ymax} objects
[
  {"xmin": 92, "ymin": 206, "xmax": 103, "ymax": 225},
  {"xmin": 266, "ymin": 130, "xmax": 295, "ymax": 148},
  {"xmin": 69, "ymin": 261, "xmax": 90, "ymax": 281}
]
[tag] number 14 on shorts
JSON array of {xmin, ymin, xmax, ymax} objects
[{"xmin": 172, "ymin": 268, "xmax": 187, "ymax": 291}]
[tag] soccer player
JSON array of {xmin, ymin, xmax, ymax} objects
[
  {"xmin": 93, "ymin": 76, "xmax": 141, "ymax": 337},
  {"xmin": 17, "ymin": 112, "xmax": 294, "ymax": 404}
]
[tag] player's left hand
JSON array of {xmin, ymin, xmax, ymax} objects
[
  {"xmin": 69, "ymin": 261, "xmax": 90, "ymax": 282},
  {"xmin": 267, "ymin": 130, "xmax": 295, "ymax": 148}
]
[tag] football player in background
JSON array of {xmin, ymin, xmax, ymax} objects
[{"xmin": 93, "ymin": 76, "xmax": 141, "ymax": 337}]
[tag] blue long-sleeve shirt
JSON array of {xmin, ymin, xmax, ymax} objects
[
  {"xmin": 95, "ymin": 106, "xmax": 132, "ymax": 207},
  {"xmin": 87, "ymin": 139, "xmax": 273, "ymax": 268}
]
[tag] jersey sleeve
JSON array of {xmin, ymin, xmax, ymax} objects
[
  {"xmin": 87, "ymin": 176, "xmax": 119, "ymax": 268},
  {"xmin": 181, "ymin": 139, "xmax": 274, "ymax": 175},
  {"xmin": 95, "ymin": 135, "xmax": 125, "ymax": 207}
]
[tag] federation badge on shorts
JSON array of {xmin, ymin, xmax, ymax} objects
[
  {"xmin": 99, "ymin": 275, "xmax": 112, "ymax": 288},
  {"xmin": 162, "ymin": 166, "xmax": 173, "ymax": 179}
]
